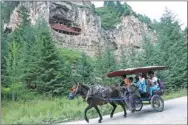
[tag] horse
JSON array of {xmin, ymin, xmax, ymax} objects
[{"xmin": 69, "ymin": 82, "xmax": 127, "ymax": 123}]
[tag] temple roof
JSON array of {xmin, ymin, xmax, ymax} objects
[{"xmin": 50, "ymin": 23, "xmax": 81, "ymax": 35}]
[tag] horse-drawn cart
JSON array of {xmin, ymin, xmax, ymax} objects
[
  {"xmin": 69, "ymin": 66, "xmax": 168, "ymax": 123},
  {"xmin": 107, "ymin": 66, "xmax": 168, "ymax": 112}
]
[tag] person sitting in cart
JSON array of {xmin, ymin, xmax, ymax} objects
[
  {"xmin": 124, "ymin": 77, "xmax": 141, "ymax": 112},
  {"xmin": 140, "ymin": 73, "xmax": 147, "ymax": 93},
  {"xmin": 119, "ymin": 74, "xmax": 129, "ymax": 97},
  {"xmin": 120, "ymin": 74, "xmax": 129, "ymax": 86},
  {"xmin": 148, "ymin": 70, "xmax": 160, "ymax": 97},
  {"xmin": 135, "ymin": 74, "xmax": 147, "ymax": 93},
  {"xmin": 135, "ymin": 74, "xmax": 142, "ymax": 89}
]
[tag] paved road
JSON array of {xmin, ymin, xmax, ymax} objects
[{"xmin": 60, "ymin": 96, "xmax": 187, "ymax": 124}]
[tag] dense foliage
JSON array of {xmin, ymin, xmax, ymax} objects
[
  {"xmin": 1, "ymin": 2, "xmax": 187, "ymax": 102},
  {"xmin": 2, "ymin": 5, "xmax": 74, "ymax": 99},
  {"xmin": 1, "ymin": 1, "xmax": 187, "ymax": 124},
  {"xmin": 94, "ymin": 47, "xmax": 119, "ymax": 84},
  {"xmin": 1, "ymin": 1, "xmax": 19, "ymax": 23},
  {"xmin": 140, "ymin": 9, "xmax": 187, "ymax": 90},
  {"xmin": 95, "ymin": 1, "xmax": 151, "ymax": 29}
]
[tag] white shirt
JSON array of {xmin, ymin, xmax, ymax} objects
[
  {"xmin": 140, "ymin": 78, "xmax": 145, "ymax": 83},
  {"xmin": 150, "ymin": 77, "xmax": 159, "ymax": 87}
]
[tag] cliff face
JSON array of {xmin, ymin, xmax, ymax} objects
[
  {"xmin": 5, "ymin": 1, "xmax": 156, "ymax": 57},
  {"xmin": 49, "ymin": 1, "xmax": 106, "ymax": 56},
  {"xmin": 7, "ymin": 2, "xmax": 49, "ymax": 30},
  {"xmin": 103, "ymin": 15, "xmax": 156, "ymax": 56}
]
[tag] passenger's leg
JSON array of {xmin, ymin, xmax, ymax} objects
[
  {"xmin": 129, "ymin": 94, "xmax": 136, "ymax": 111},
  {"xmin": 147, "ymin": 83, "xmax": 151, "ymax": 94},
  {"xmin": 143, "ymin": 83, "xmax": 147, "ymax": 92},
  {"xmin": 149, "ymin": 87, "xmax": 155, "ymax": 96},
  {"xmin": 149, "ymin": 86, "xmax": 160, "ymax": 96},
  {"xmin": 123, "ymin": 94, "xmax": 130, "ymax": 108}
]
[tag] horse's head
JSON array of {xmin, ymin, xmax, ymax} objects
[{"xmin": 69, "ymin": 82, "xmax": 81, "ymax": 100}]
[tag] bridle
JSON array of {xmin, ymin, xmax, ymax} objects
[{"xmin": 69, "ymin": 82, "xmax": 90, "ymax": 100}]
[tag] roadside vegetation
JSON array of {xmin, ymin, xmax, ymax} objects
[
  {"xmin": 2, "ymin": 88, "xmax": 187, "ymax": 124},
  {"xmin": 1, "ymin": 1, "xmax": 187, "ymax": 124}
]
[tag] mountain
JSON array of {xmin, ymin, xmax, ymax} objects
[{"xmin": 3, "ymin": 1, "xmax": 156, "ymax": 57}]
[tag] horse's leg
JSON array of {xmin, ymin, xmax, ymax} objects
[
  {"xmin": 84, "ymin": 105, "xmax": 92, "ymax": 123},
  {"xmin": 109, "ymin": 102, "xmax": 117, "ymax": 118},
  {"xmin": 118, "ymin": 101, "xmax": 127, "ymax": 117},
  {"xmin": 94, "ymin": 106, "xmax": 103, "ymax": 123}
]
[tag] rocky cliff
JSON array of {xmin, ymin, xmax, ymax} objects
[{"xmin": 4, "ymin": 1, "xmax": 156, "ymax": 57}]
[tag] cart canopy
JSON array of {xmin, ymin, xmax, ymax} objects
[{"xmin": 107, "ymin": 66, "xmax": 168, "ymax": 77}]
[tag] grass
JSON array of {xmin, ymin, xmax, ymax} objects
[
  {"xmin": 163, "ymin": 88, "xmax": 187, "ymax": 100},
  {"xmin": 1, "ymin": 88, "xmax": 187, "ymax": 124}
]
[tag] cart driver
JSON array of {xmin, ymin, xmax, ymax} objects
[
  {"xmin": 119, "ymin": 74, "xmax": 129, "ymax": 97},
  {"xmin": 124, "ymin": 77, "xmax": 141, "ymax": 113},
  {"xmin": 120, "ymin": 74, "xmax": 129, "ymax": 87}
]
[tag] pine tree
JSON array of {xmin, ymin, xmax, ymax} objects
[
  {"xmin": 1, "ymin": 25, "xmax": 10, "ymax": 87},
  {"xmin": 74, "ymin": 52, "xmax": 95, "ymax": 84},
  {"xmin": 7, "ymin": 5, "xmax": 36, "ymax": 89},
  {"xmin": 1, "ymin": 1, "xmax": 19, "ymax": 23},
  {"xmin": 25, "ymin": 20, "xmax": 72, "ymax": 96},
  {"xmin": 4, "ymin": 41, "xmax": 23, "ymax": 100},
  {"xmin": 17, "ymin": 5, "xmax": 30, "ymax": 28},
  {"xmin": 1, "ymin": 5, "xmax": 31, "ymax": 100},
  {"xmin": 104, "ymin": 1, "xmax": 116, "ymax": 8},
  {"xmin": 115, "ymin": 1, "xmax": 124, "ymax": 16},
  {"xmin": 141, "ymin": 35, "xmax": 157, "ymax": 66},
  {"xmin": 95, "ymin": 46, "xmax": 119, "ymax": 84},
  {"xmin": 142, "ymin": 9, "xmax": 187, "ymax": 90}
]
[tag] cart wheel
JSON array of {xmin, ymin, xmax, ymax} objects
[
  {"xmin": 151, "ymin": 95, "xmax": 164, "ymax": 112},
  {"xmin": 135, "ymin": 98, "xmax": 143, "ymax": 111}
]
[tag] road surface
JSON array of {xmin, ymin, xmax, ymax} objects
[{"xmin": 60, "ymin": 96, "xmax": 187, "ymax": 124}]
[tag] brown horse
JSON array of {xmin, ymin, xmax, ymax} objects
[{"xmin": 69, "ymin": 82, "xmax": 127, "ymax": 123}]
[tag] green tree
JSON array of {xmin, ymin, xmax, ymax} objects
[
  {"xmin": 137, "ymin": 14, "xmax": 152, "ymax": 25},
  {"xmin": 1, "ymin": 5, "xmax": 31, "ymax": 100},
  {"xmin": 1, "ymin": 1, "xmax": 19, "ymax": 23},
  {"xmin": 2, "ymin": 4, "xmax": 74, "ymax": 97},
  {"xmin": 1, "ymin": 2, "xmax": 20, "ymax": 87},
  {"xmin": 123, "ymin": 2, "xmax": 132, "ymax": 16},
  {"xmin": 1, "ymin": 27, "xmax": 10, "ymax": 87},
  {"xmin": 183, "ymin": 27, "xmax": 187, "ymax": 40},
  {"xmin": 95, "ymin": 7, "xmax": 120, "ymax": 29},
  {"xmin": 115, "ymin": 1, "xmax": 124, "ymax": 16},
  {"xmin": 91, "ymin": 4, "xmax": 96, "ymax": 13},
  {"xmin": 74, "ymin": 52, "xmax": 95, "ymax": 84},
  {"xmin": 6, "ymin": 5, "xmax": 36, "ymax": 89},
  {"xmin": 104, "ymin": 1, "xmax": 116, "ymax": 8},
  {"xmin": 95, "ymin": 47, "xmax": 118, "ymax": 84},
  {"xmin": 25, "ymin": 20, "xmax": 72, "ymax": 96},
  {"xmin": 141, "ymin": 9, "xmax": 187, "ymax": 90},
  {"xmin": 4, "ymin": 41, "xmax": 23, "ymax": 100},
  {"xmin": 17, "ymin": 5, "xmax": 31, "ymax": 28},
  {"xmin": 141, "ymin": 35, "xmax": 157, "ymax": 66}
]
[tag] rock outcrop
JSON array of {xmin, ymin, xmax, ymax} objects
[{"xmin": 4, "ymin": 1, "xmax": 156, "ymax": 57}]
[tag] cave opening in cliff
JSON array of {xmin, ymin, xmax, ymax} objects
[{"xmin": 49, "ymin": 2, "xmax": 82, "ymax": 35}]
